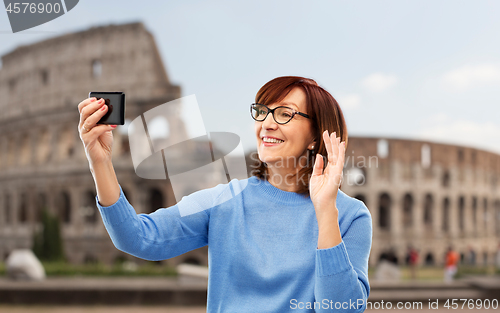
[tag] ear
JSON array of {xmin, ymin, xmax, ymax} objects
[{"xmin": 308, "ymin": 140, "xmax": 317, "ymax": 150}]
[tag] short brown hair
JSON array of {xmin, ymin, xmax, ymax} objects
[{"xmin": 250, "ymin": 76, "xmax": 348, "ymax": 195}]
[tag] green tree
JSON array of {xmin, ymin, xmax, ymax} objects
[{"xmin": 32, "ymin": 209, "xmax": 64, "ymax": 261}]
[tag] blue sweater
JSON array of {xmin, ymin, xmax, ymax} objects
[{"xmin": 97, "ymin": 176, "xmax": 372, "ymax": 312}]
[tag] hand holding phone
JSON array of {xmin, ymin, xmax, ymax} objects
[{"xmin": 88, "ymin": 91, "xmax": 126, "ymax": 125}]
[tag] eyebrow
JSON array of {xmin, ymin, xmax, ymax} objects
[{"xmin": 277, "ymin": 101, "xmax": 299, "ymax": 110}]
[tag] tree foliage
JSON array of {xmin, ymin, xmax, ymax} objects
[{"xmin": 32, "ymin": 209, "xmax": 64, "ymax": 261}]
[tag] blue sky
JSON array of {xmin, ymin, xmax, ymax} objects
[{"xmin": 2, "ymin": 0, "xmax": 500, "ymax": 155}]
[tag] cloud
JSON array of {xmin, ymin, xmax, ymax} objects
[
  {"xmin": 336, "ymin": 94, "xmax": 361, "ymax": 110},
  {"xmin": 442, "ymin": 64, "xmax": 500, "ymax": 91},
  {"xmin": 417, "ymin": 114, "xmax": 500, "ymax": 154},
  {"xmin": 361, "ymin": 73, "xmax": 398, "ymax": 92}
]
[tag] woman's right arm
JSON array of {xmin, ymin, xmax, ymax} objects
[
  {"xmin": 78, "ymin": 97, "xmax": 120, "ymax": 206},
  {"xmin": 77, "ymin": 97, "xmax": 223, "ymax": 261}
]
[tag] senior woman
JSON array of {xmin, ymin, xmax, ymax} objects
[{"xmin": 78, "ymin": 76, "xmax": 372, "ymax": 312}]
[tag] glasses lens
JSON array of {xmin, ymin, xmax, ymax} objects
[
  {"xmin": 251, "ymin": 104, "xmax": 268, "ymax": 121},
  {"xmin": 275, "ymin": 107, "xmax": 294, "ymax": 124}
]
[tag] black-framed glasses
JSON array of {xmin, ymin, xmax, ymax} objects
[{"xmin": 250, "ymin": 103, "xmax": 310, "ymax": 125}]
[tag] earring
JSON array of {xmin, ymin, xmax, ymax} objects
[{"xmin": 310, "ymin": 145, "xmax": 315, "ymax": 150}]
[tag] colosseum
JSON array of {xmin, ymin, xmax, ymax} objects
[
  {"xmin": 1, "ymin": 22, "xmax": 499, "ymax": 269},
  {"xmin": 341, "ymin": 137, "xmax": 500, "ymax": 267}
]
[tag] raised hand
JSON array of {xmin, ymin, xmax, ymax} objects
[
  {"xmin": 78, "ymin": 97, "xmax": 117, "ymax": 166},
  {"xmin": 309, "ymin": 130, "xmax": 346, "ymax": 248}
]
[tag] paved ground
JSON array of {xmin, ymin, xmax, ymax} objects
[
  {"xmin": 0, "ymin": 276, "xmax": 498, "ymax": 311},
  {"xmin": 0, "ymin": 305, "xmax": 497, "ymax": 312}
]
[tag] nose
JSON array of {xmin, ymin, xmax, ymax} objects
[{"xmin": 261, "ymin": 111, "xmax": 278, "ymax": 130}]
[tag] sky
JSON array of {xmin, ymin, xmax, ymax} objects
[{"xmin": 1, "ymin": 0, "xmax": 500, "ymax": 156}]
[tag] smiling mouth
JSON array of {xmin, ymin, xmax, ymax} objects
[{"xmin": 262, "ymin": 137, "xmax": 284, "ymax": 144}]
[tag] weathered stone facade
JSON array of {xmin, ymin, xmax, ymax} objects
[
  {"xmin": 0, "ymin": 22, "xmax": 207, "ymax": 266},
  {"xmin": 1, "ymin": 22, "xmax": 499, "ymax": 271},
  {"xmin": 341, "ymin": 137, "xmax": 500, "ymax": 267}
]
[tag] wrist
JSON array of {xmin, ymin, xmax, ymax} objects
[
  {"xmin": 89, "ymin": 159, "xmax": 113, "ymax": 174},
  {"xmin": 315, "ymin": 205, "xmax": 339, "ymax": 226}
]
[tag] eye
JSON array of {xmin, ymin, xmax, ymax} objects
[{"xmin": 280, "ymin": 111, "xmax": 292, "ymax": 118}]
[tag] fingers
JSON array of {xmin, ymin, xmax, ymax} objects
[
  {"xmin": 330, "ymin": 131, "xmax": 339, "ymax": 165},
  {"xmin": 78, "ymin": 97, "xmax": 97, "ymax": 114},
  {"xmin": 322, "ymin": 130, "xmax": 346, "ymax": 168},
  {"xmin": 311, "ymin": 153, "xmax": 324, "ymax": 177},
  {"xmin": 83, "ymin": 102, "xmax": 109, "ymax": 131},
  {"xmin": 79, "ymin": 98, "xmax": 107, "ymax": 132},
  {"xmin": 81, "ymin": 124, "xmax": 116, "ymax": 144},
  {"xmin": 323, "ymin": 130, "xmax": 334, "ymax": 163}
]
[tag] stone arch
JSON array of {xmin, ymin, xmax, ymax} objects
[
  {"xmin": 403, "ymin": 193, "xmax": 413, "ymax": 228},
  {"xmin": 458, "ymin": 196, "xmax": 465, "ymax": 232},
  {"xmin": 378, "ymin": 193, "xmax": 391, "ymax": 230},
  {"xmin": 19, "ymin": 192, "xmax": 28, "ymax": 224},
  {"xmin": 7, "ymin": 137, "xmax": 16, "ymax": 167},
  {"xmin": 495, "ymin": 199, "xmax": 500, "ymax": 236},
  {"xmin": 57, "ymin": 191, "xmax": 71, "ymax": 224},
  {"xmin": 423, "ymin": 193, "xmax": 433, "ymax": 230},
  {"xmin": 483, "ymin": 198, "xmax": 488, "ymax": 230},
  {"xmin": 442, "ymin": 170, "xmax": 450, "ymax": 187},
  {"xmin": 472, "ymin": 196, "xmax": 478, "ymax": 234},
  {"xmin": 442, "ymin": 197, "xmax": 450, "ymax": 232},
  {"xmin": 19, "ymin": 133, "xmax": 31, "ymax": 165},
  {"xmin": 424, "ymin": 253, "xmax": 435, "ymax": 266},
  {"xmin": 148, "ymin": 188, "xmax": 164, "ymax": 214},
  {"xmin": 82, "ymin": 190, "xmax": 97, "ymax": 224},
  {"xmin": 58, "ymin": 124, "xmax": 76, "ymax": 159},
  {"xmin": 36, "ymin": 128, "xmax": 50, "ymax": 164},
  {"xmin": 4, "ymin": 193, "xmax": 12, "ymax": 223}
]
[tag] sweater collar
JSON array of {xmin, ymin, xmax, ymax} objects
[{"xmin": 250, "ymin": 176, "xmax": 312, "ymax": 206}]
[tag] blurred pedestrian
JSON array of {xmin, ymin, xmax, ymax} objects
[
  {"xmin": 467, "ymin": 245, "xmax": 476, "ymax": 266},
  {"xmin": 407, "ymin": 246, "xmax": 419, "ymax": 280},
  {"xmin": 444, "ymin": 246, "xmax": 459, "ymax": 284}
]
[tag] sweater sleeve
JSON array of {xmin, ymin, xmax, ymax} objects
[
  {"xmin": 314, "ymin": 203, "xmax": 372, "ymax": 312},
  {"xmin": 96, "ymin": 183, "xmax": 231, "ymax": 261}
]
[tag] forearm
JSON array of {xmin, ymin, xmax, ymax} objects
[
  {"xmin": 314, "ymin": 242, "xmax": 369, "ymax": 312},
  {"xmin": 316, "ymin": 204, "xmax": 342, "ymax": 249},
  {"xmin": 97, "ymin": 186, "xmax": 210, "ymax": 261},
  {"xmin": 90, "ymin": 160, "xmax": 120, "ymax": 207},
  {"xmin": 314, "ymin": 207, "xmax": 372, "ymax": 312}
]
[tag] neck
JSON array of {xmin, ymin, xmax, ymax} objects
[{"xmin": 266, "ymin": 165, "xmax": 303, "ymax": 193}]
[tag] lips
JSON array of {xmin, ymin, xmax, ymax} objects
[{"xmin": 261, "ymin": 136, "xmax": 284, "ymax": 145}]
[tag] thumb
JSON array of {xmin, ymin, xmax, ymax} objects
[{"xmin": 311, "ymin": 153, "xmax": 324, "ymax": 177}]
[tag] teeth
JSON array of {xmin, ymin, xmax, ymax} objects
[{"xmin": 262, "ymin": 137, "xmax": 284, "ymax": 143}]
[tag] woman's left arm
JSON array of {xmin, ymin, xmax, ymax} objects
[
  {"xmin": 313, "ymin": 205, "xmax": 372, "ymax": 312},
  {"xmin": 309, "ymin": 131, "xmax": 372, "ymax": 312}
]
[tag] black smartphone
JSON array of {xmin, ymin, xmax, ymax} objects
[{"xmin": 89, "ymin": 91, "xmax": 126, "ymax": 125}]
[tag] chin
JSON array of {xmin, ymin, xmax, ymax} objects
[{"xmin": 257, "ymin": 151, "xmax": 279, "ymax": 165}]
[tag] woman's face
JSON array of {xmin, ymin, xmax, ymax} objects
[{"xmin": 254, "ymin": 87, "xmax": 315, "ymax": 169}]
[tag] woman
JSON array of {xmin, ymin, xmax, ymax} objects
[{"xmin": 78, "ymin": 76, "xmax": 372, "ymax": 312}]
